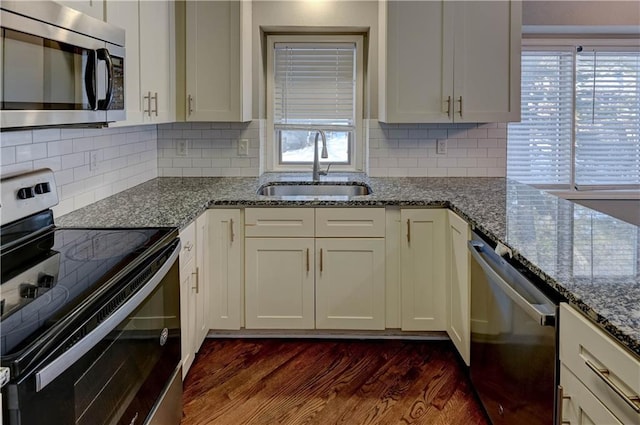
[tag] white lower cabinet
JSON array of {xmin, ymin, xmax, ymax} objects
[
  {"xmin": 446, "ymin": 210, "xmax": 470, "ymax": 365},
  {"xmin": 179, "ymin": 211, "xmax": 211, "ymax": 380},
  {"xmin": 400, "ymin": 209, "xmax": 447, "ymax": 331},
  {"xmin": 245, "ymin": 237, "xmax": 315, "ymax": 329},
  {"xmin": 179, "ymin": 221, "xmax": 197, "ymax": 379},
  {"xmin": 244, "ymin": 208, "xmax": 386, "ymax": 330},
  {"xmin": 559, "ymin": 303, "xmax": 640, "ymax": 425},
  {"xmin": 315, "ymin": 238, "xmax": 386, "ymax": 330},
  {"xmin": 209, "ymin": 209, "xmax": 243, "ymax": 330}
]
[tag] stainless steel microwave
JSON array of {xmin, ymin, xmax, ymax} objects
[{"xmin": 0, "ymin": 1, "xmax": 125, "ymax": 130}]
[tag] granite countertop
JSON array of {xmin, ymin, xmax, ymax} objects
[{"xmin": 58, "ymin": 173, "xmax": 640, "ymax": 359}]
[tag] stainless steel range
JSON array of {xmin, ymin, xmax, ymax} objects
[{"xmin": 0, "ymin": 169, "xmax": 182, "ymax": 425}]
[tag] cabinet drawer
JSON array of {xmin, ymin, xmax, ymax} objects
[
  {"xmin": 245, "ymin": 208, "xmax": 314, "ymax": 237},
  {"xmin": 315, "ymin": 208, "xmax": 385, "ymax": 238},
  {"xmin": 560, "ymin": 304, "xmax": 640, "ymax": 424},
  {"xmin": 179, "ymin": 221, "xmax": 196, "ymax": 267},
  {"xmin": 560, "ymin": 364, "xmax": 622, "ymax": 425}
]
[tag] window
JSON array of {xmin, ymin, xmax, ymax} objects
[
  {"xmin": 266, "ymin": 35, "xmax": 364, "ymax": 171},
  {"xmin": 507, "ymin": 43, "xmax": 640, "ymax": 191}
]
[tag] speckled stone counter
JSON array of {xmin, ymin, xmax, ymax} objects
[{"xmin": 58, "ymin": 173, "xmax": 640, "ymax": 359}]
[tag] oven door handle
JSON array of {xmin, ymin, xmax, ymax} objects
[{"xmin": 34, "ymin": 242, "xmax": 181, "ymax": 392}]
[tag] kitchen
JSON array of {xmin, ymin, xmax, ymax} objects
[{"xmin": 1, "ymin": 1, "xmax": 639, "ymax": 424}]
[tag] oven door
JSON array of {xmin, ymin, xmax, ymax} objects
[{"xmin": 3, "ymin": 243, "xmax": 181, "ymax": 425}]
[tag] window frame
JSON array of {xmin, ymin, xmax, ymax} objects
[
  {"xmin": 265, "ymin": 34, "xmax": 365, "ymax": 173},
  {"xmin": 509, "ymin": 38, "xmax": 640, "ymax": 199}
]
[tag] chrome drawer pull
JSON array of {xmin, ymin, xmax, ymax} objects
[{"xmin": 585, "ymin": 359, "xmax": 640, "ymax": 413}]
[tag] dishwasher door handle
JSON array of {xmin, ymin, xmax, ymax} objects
[{"xmin": 468, "ymin": 240, "xmax": 555, "ymax": 327}]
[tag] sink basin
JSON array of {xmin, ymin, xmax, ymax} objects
[{"xmin": 257, "ymin": 183, "xmax": 372, "ymax": 197}]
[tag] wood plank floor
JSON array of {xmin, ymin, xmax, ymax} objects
[{"xmin": 182, "ymin": 339, "xmax": 490, "ymax": 425}]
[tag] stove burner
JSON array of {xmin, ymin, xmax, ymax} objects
[{"xmin": 65, "ymin": 231, "xmax": 150, "ymax": 261}]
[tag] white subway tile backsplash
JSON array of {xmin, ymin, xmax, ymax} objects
[
  {"xmin": 368, "ymin": 120, "xmax": 506, "ymax": 177},
  {"xmin": 1, "ymin": 125, "xmax": 157, "ymax": 217}
]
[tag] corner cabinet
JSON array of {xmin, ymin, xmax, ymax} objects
[
  {"xmin": 379, "ymin": 0, "xmax": 521, "ymax": 123},
  {"xmin": 184, "ymin": 0, "xmax": 252, "ymax": 122},
  {"xmin": 400, "ymin": 209, "xmax": 447, "ymax": 331},
  {"xmin": 209, "ymin": 209, "xmax": 243, "ymax": 330}
]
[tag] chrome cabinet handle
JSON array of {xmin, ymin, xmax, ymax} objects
[
  {"xmin": 143, "ymin": 91, "xmax": 152, "ymax": 117},
  {"xmin": 230, "ymin": 218, "xmax": 235, "ymax": 243},
  {"xmin": 151, "ymin": 92, "xmax": 158, "ymax": 116},
  {"xmin": 306, "ymin": 248, "xmax": 310, "ymax": 272},
  {"xmin": 585, "ymin": 360, "xmax": 640, "ymax": 413},
  {"xmin": 446, "ymin": 96, "xmax": 452, "ymax": 118},
  {"xmin": 183, "ymin": 241, "xmax": 194, "ymax": 252},
  {"xmin": 192, "ymin": 267, "xmax": 199, "ymax": 294},
  {"xmin": 188, "ymin": 94, "xmax": 193, "ymax": 116},
  {"xmin": 406, "ymin": 219, "xmax": 411, "ymax": 244}
]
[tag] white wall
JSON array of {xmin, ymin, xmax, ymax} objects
[
  {"xmin": 0, "ymin": 126, "xmax": 158, "ymax": 217},
  {"xmin": 523, "ymin": 1, "xmax": 640, "ymax": 27}
]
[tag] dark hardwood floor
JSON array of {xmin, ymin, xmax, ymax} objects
[{"xmin": 181, "ymin": 339, "xmax": 489, "ymax": 425}]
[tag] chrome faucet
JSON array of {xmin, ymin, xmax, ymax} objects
[{"xmin": 312, "ymin": 130, "xmax": 329, "ymax": 181}]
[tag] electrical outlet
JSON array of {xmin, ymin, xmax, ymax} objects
[
  {"xmin": 238, "ymin": 139, "xmax": 249, "ymax": 156},
  {"xmin": 177, "ymin": 140, "xmax": 188, "ymax": 157},
  {"xmin": 89, "ymin": 151, "xmax": 99, "ymax": 171},
  {"xmin": 436, "ymin": 139, "xmax": 447, "ymax": 155}
]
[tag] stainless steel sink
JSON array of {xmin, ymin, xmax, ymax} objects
[{"xmin": 257, "ymin": 183, "xmax": 372, "ymax": 197}]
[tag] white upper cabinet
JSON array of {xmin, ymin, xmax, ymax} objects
[
  {"xmin": 106, "ymin": 0, "xmax": 175, "ymax": 126},
  {"xmin": 139, "ymin": 0, "xmax": 175, "ymax": 124},
  {"xmin": 379, "ymin": 0, "xmax": 521, "ymax": 123},
  {"xmin": 185, "ymin": 0, "xmax": 252, "ymax": 122}
]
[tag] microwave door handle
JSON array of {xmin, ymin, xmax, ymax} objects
[
  {"xmin": 96, "ymin": 48, "xmax": 114, "ymax": 110},
  {"xmin": 84, "ymin": 50, "xmax": 97, "ymax": 110},
  {"xmin": 34, "ymin": 242, "xmax": 180, "ymax": 392}
]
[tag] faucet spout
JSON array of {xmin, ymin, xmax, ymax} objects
[{"xmin": 312, "ymin": 130, "xmax": 328, "ymax": 181}]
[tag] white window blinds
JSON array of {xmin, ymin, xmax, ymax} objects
[
  {"xmin": 273, "ymin": 43, "xmax": 356, "ymax": 128},
  {"xmin": 575, "ymin": 50, "xmax": 640, "ymax": 189},
  {"xmin": 507, "ymin": 51, "xmax": 574, "ymax": 187}
]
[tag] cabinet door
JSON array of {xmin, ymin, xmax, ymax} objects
[
  {"xmin": 180, "ymin": 258, "xmax": 197, "ymax": 380},
  {"xmin": 209, "ymin": 210, "xmax": 243, "ymax": 330},
  {"xmin": 453, "ymin": 1, "xmax": 521, "ymax": 122},
  {"xmin": 381, "ymin": 1, "xmax": 454, "ymax": 123},
  {"xmin": 315, "ymin": 238, "xmax": 386, "ymax": 330},
  {"xmin": 105, "ymin": 1, "xmax": 143, "ymax": 126},
  {"xmin": 400, "ymin": 209, "xmax": 447, "ymax": 331},
  {"xmin": 139, "ymin": 0, "xmax": 175, "ymax": 123},
  {"xmin": 446, "ymin": 210, "xmax": 470, "ymax": 365},
  {"xmin": 186, "ymin": 0, "xmax": 251, "ymax": 122},
  {"xmin": 245, "ymin": 238, "xmax": 315, "ymax": 329},
  {"xmin": 194, "ymin": 212, "xmax": 210, "ymax": 348}
]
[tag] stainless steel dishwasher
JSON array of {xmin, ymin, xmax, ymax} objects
[{"xmin": 468, "ymin": 231, "xmax": 559, "ymax": 425}]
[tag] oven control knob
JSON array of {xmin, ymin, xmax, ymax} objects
[
  {"xmin": 38, "ymin": 273, "xmax": 55, "ymax": 289},
  {"xmin": 17, "ymin": 187, "xmax": 35, "ymax": 199},
  {"xmin": 34, "ymin": 182, "xmax": 51, "ymax": 194}
]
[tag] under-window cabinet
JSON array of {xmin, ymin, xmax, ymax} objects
[
  {"xmin": 184, "ymin": 0, "xmax": 252, "ymax": 122},
  {"xmin": 379, "ymin": 0, "xmax": 520, "ymax": 123}
]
